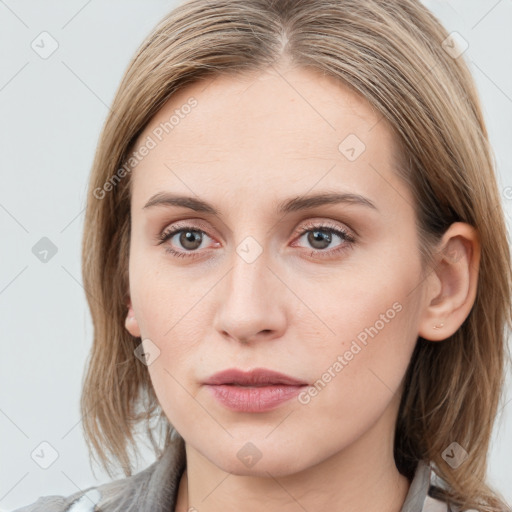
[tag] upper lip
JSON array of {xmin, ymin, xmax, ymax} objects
[{"xmin": 203, "ymin": 368, "xmax": 308, "ymax": 386}]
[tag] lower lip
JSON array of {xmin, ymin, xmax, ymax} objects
[{"xmin": 205, "ymin": 384, "xmax": 306, "ymax": 412}]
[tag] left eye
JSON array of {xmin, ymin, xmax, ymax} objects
[{"xmin": 293, "ymin": 224, "xmax": 355, "ymax": 253}]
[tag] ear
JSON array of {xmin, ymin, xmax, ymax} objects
[
  {"xmin": 125, "ymin": 298, "xmax": 141, "ymax": 338},
  {"xmin": 418, "ymin": 222, "xmax": 480, "ymax": 341}
]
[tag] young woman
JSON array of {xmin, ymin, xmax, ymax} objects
[{"xmin": 15, "ymin": 0, "xmax": 511, "ymax": 511}]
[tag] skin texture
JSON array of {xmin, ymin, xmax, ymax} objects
[{"xmin": 124, "ymin": 63, "xmax": 480, "ymax": 512}]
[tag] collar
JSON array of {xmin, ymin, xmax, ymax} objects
[{"xmin": 400, "ymin": 459, "xmax": 450, "ymax": 512}]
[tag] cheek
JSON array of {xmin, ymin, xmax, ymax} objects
[
  {"xmin": 129, "ymin": 254, "xmax": 200, "ymax": 344},
  {"xmin": 305, "ymin": 243, "xmax": 421, "ymax": 348},
  {"xmin": 302, "ymin": 241, "xmax": 417, "ymax": 349},
  {"xmin": 131, "ymin": 272, "xmax": 207, "ymax": 430},
  {"xmin": 299, "ymin": 257, "xmax": 422, "ymax": 418},
  {"xmin": 291, "ymin": 299, "xmax": 419, "ymax": 453}
]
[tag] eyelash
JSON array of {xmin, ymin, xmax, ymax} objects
[{"xmin": 156, "ymin": 221, "xmax": 356, "ymax": 260}]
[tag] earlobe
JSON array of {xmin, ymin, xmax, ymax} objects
[
  {"xmin": 418, "ymin": 222, "xmax": 480, "ymax": 342},
  {"xmin": 125, "ymin": 300, "xmax": 141, "ymax": 338}
]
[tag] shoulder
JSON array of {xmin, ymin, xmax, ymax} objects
[
  {"xmin": 10, "ymin": 487, "xmax": 103, "ymax": 512},
  {"xmin": 10, "ymin": 473, "xmax": 145, "ymax": 512},
  {"xmin": 11, "ymin": 437, "xmax": 186, "ymax": 512},
  {"xmin": 401, "ymin": 460, "xmax": 483, "ymax": 512}
]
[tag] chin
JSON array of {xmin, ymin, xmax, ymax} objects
[
  {"xmin": 192, "ymin": 438, "xmax": 315, "ymax": 478},
  {"xmin": 216, "ymin": 454, "xmax": 305, "ymax": 478}
]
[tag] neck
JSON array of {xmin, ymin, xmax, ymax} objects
[{"xmin": 175, "ymin": 410, "xmax": 411, "ymax": 512}]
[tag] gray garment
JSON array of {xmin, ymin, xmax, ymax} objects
[{"xmin": 13, "ymin": 437, "xmax": 460, "ymax": 512}]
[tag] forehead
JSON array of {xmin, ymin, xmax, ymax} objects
[{"xmin": 130, "ymin": 65, "xmax": 410, "ymax": 213}]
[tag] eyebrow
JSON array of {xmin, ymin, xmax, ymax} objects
[{"xmin": 142, "ymin": 191, "xmax": 378, "ymax": 214}]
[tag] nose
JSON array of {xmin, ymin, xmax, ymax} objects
[{"xmin": 212, "ymin": 245, "xmax": 287, "ymax": 345}]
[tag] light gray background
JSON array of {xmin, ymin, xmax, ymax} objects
[{"xmin": 1, "ymin": 1, "xmax": 511, "ymax": 510}]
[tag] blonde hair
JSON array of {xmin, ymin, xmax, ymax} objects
[{"xmin": 80, "ymin": 1, "xmax": 512, "ymax": 510}]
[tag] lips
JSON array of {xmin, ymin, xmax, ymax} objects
[
  {"xmin": 203, "ymin": 368, "xmax": 308, "ymax": 387},
  {"xmin": 203, "ymin": 368, "xmax": 309, "ymax": 412}
]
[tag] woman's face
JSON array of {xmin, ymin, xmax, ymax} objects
[{"xmin": 126, "ymin": 65, "xmax": 429, "ymax": 476}]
